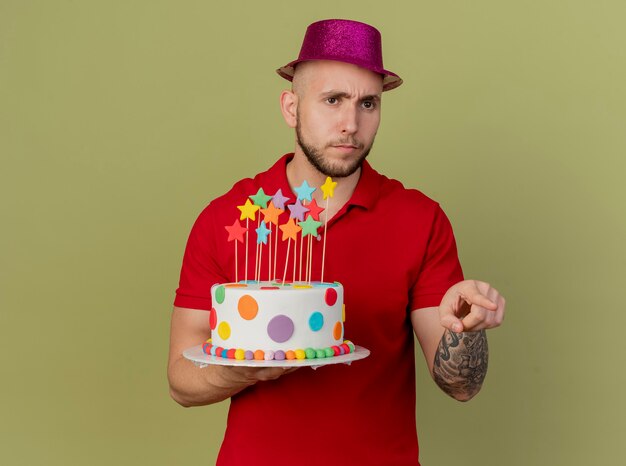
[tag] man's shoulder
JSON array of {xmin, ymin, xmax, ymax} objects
[{"xmin": 374, "ymin": 169, "xmax": 442, "ymax": 213}]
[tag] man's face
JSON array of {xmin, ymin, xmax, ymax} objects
[{"xmin": 293, "ymin": 60, "xmax": 383, "ymax": 178}]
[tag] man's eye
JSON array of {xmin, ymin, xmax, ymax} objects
[
  {"xmin": 326, "ymin": 97, "xmax": 338, "ymax": 104},
  {"xmin": 362, "ymin": 101, "xmax": 375, "ymax": 109}
]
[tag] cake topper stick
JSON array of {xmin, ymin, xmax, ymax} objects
[
  {"xmin": 271, "ymin": 190, "xmax": 290, "ymax": 280},
  {"xmin": 307, "ymin": 235, "xmax": 313, "ymax": 283},
  {"xmin": 298, "ymin": 214, "xmax": 322, "ymax": 283},
  {"xmin": 271, "ymin": 228, "xmax": 276, "ymax": 280},
  {"xmin": 293, "ymin": 237, "xmax": 297, "ymax": 282},
  {"xmin": 250, "ymin": 188, "xmax": 272, "ymax": 282},
  {"xmin": 225, "ymin": 219, "xmax": 247, "ymax": 283},
  {"xmin": 279, "ymin": 218, "xmax": 301, "ymax": 284},
  {"xmin": 255, "ymin": 221, "xmax": 271, "ymax": 281},
  {"xmin": 302, "ymin": 198, "xmax": 324, "ymax": 284},
  {"xmin": 293, "ymin": 181, "xmax": 315, "ymax": 283},
  {"xmin": 320, "ymin": 177, "xmax": 337, "ymax": 282},
  {"xmin": 260, "ymin": 200, "xmax": 284, "ymax": 282},
  {"xmin": 268, "ymin": 224, "xmax": 272, "ymax": 281},
  {"xmin": 237, "ymin": 199, "xmax": 260, "ymax": 283},
  {"xmin": 254, "ymin": 216, "xmax": 261, "ymax": 281},
  {"xmin": 299, "ymin": 232, "xmax": 304, "ymax": 282}
]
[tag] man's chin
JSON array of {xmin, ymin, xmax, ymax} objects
[{"xmin": 318, "ymin": 159, "xmax": 363, "ymax": 178}]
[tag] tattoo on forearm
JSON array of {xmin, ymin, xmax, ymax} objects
[{"xmin": 432, "ymin": 329, "xmax": 489, "ymax": 401}]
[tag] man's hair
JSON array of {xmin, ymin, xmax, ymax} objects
[{"xmin": 291, "ymin": 62, "xmax": 313, "ymax": 98}]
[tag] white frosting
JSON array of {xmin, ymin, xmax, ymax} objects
[{"xmin": 210, "ymin": 282, "xmax": 344, "ymax": 351}]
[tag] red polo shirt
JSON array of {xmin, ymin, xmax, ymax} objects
[{"xmin": 175, "ymin": 154, "xmax": 463, "ymax": 465}]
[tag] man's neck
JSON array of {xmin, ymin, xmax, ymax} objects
[{"xmin": 286, "ymin": 150, "xmax": 361, "ymax": 220}]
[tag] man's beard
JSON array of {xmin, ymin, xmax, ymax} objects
[{"xmin": 295, "ymin": 117, "xmax": 374, "ymax": 178}]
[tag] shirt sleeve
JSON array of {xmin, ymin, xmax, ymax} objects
[
  {"xmin": 409, "ymin": 205, "xmax": 464, "ymax": 310},
  {"xmin": 174, "ymin": 204, "xmax": 229, "ymax": 310}
]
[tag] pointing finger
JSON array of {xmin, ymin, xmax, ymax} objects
[{"xmin": 461, "ymin": 290, "xmax": 497, "ymax": 311}]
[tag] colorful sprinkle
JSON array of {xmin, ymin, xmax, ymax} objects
[
  {"xmin": 315, "ymin": 349, "xmax": 326, "ymax": 359},
  {"xmin": 295, "ymin": 349, "xmax": 306, "ymax": 360},
  {"xmin": 244, "ymin": 350, "xmax": 254, "ymax": 360},
  {"xmin": 254, "ymin": 350, "xmax": 265, "ymax": 360},
  {"xmin": 226, "ymin": 349, "xmax": 236, "ymax": 359},
  {"xmin": 235, "ymin": 349, "xmax": 245, "ymax": 360},
  {"xmin": 285, "ymin": 350, "xmax": 296, "ymax": 360},
  {"xmin": 305, "ymin": 348, "xmax": 316, "ymax": 359},
  {"xmin": 265, "ymin": 350, "xmax": 276, "ymax": 360},
  {"xmin": 331, "ymin": 346, "xmax": 340, "ymax": 356},
  {"xmin": 324, "ymin": 347, "xmax": 334, "ymax": 358}
]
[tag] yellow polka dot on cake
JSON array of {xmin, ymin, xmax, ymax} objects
[{"xmin": 218, "ymin": 321, "xmax": 231, "ymax": 340}]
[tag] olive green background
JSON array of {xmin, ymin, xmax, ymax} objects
[{"xmin": 1, "ymin": 1, "xmax": 624, "ymax": 464}]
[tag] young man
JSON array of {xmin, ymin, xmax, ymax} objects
[{"xmin": 168, "ymin": 19, "xmax": 505, "ymax": 465}]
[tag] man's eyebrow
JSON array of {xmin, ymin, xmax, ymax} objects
[{"xmin": 320, "ymin": 90, "xmax": 381, "ymax": 101}]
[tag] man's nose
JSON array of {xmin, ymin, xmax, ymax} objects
[{"xmin": 339, "ymin": 104, "xmax": 358, "ymax": 135}]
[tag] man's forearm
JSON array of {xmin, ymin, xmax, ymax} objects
[
  {"xmin": 168, "ymin": 357, "xmax": 253, "ymax": 407},
  {"xmin": 432, "ymin": 329, "xmax": 489, "ymax": 401}
]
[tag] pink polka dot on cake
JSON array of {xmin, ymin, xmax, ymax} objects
[
  {"xmin": 325, "ymin": 288, "xmax": 337, "ymax": 306},
  {"xmin": 267, "ymin": 315, "xmax": 294, "ymax": 343}
]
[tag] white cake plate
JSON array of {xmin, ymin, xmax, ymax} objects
[{"xmin": 183, "ymin": 344, "xmax": 370, "ymax": 370}]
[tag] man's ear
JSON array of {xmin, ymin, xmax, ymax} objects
[{"xmin": 279, "ymin": 90, "xmax": 298, "ymax": 128}]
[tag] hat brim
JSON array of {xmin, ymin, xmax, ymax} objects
[{"xmin": 276, "ymin": 58, "xmax": 403, "ymax": 92}]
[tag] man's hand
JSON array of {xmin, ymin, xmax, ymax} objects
[
  {"xmin": 168, "ymin": 307, "xmax": 300, "ymax": 407},
  {"xmin": 438, "ymin": 280, "xmax": 506, "ymax": 333},
  {"xmin": 213, "ymin": 365, "xmax": 299, "ymax": 390}
]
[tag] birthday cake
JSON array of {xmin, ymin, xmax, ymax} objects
[
  {"xmin": 201, "ymin": 177, "xmax": 358, "ymax": 362},
  {"xmin": 203, "ymin": 281, "xmax": 355, "ymax": 361}
]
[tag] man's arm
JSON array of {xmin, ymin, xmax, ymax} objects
[
  {"xmin": 412, "ymin": 280, "xmax": 505, "ymax": 401},
  {"xmin": 167, "ymin": 307, "xmax": 296, "ymax": 407}
]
